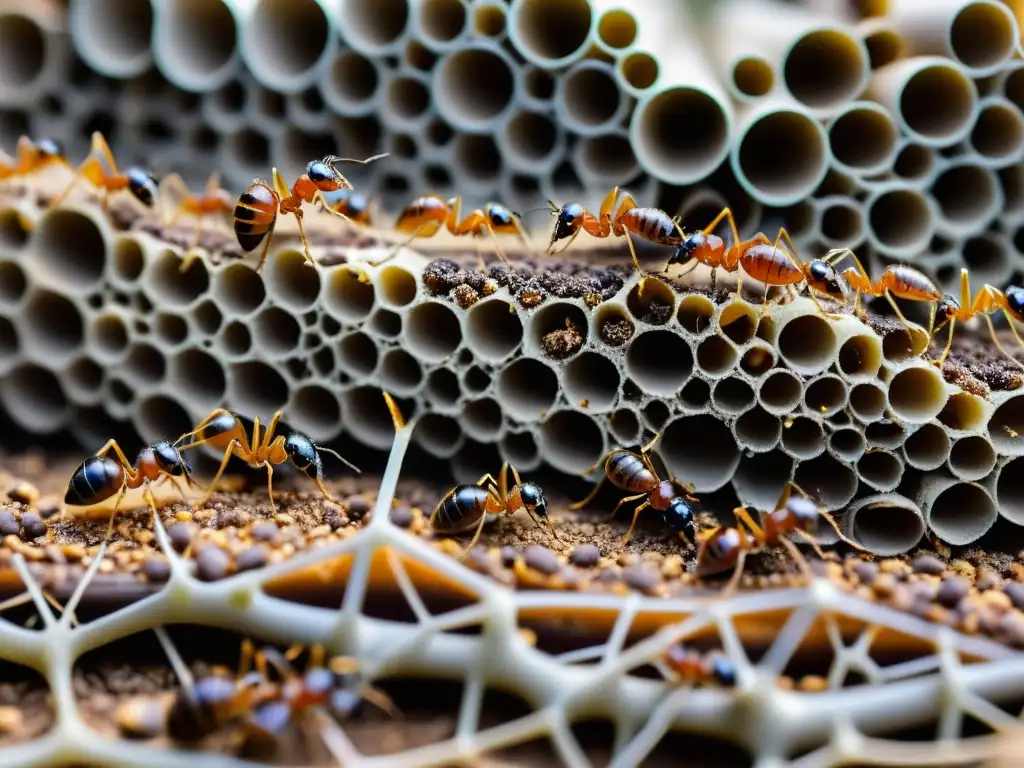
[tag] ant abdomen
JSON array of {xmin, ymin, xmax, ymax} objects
[
  {"xmin": 234, "ymin": 182, "xmax": 278, "ymax": 252},
  {"xmin": 433, "ymin": 485, "xmax": 491, "ymax": 533},
  {"xmin": 64, "ymin": 456, "xmax": 123, "ymax": 506}
]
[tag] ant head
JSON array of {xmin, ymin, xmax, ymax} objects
[
  {"xmin": 936, "ymin": 292, "xmax": 960, "ymax": 322},
  {"xmin": 302, "ymin": 667, "xmax": 335, "ymax": 698},
  {"xmin": 663, "ymin": 498, "xmax": 696, "ymax": 542},
  {"xmin": 805, "ymin": 259, "xmax": 846, "ymax": 298},
  {"xmin": 519, "ymin": 482, "xmax": 548, "ymax": 518},
  {"xmin": 1007, "ymin": 286, "xmax": 1024, "ymax": 318},
  {"xmin": 35, "ymin": 137, "xmax": 63, "ymax": 158},
  {"xmin": 488, "ymin": 203, "xmax": 513, "ymax": 227},
  {"xmin": 126, "ymin": 167, "xmax": 159, "ymax": 206},
  {"xmin": 709, "ymin": 655, "xmax": 737, "ymax": 687},
  {"xmin": 151, "ymin": 440, "xmax": 191, "ymax": 477},
  {"xmin": 549, "ymin": 201, "xmax": 584, "ymax": 248},
  {"xmin": 786, "ymin": 496, "xmax": 819, "ymax": 533},
  {"xmin": 307, "ymin": 157, "xmax": 347, "ymax": 191},
  {"xmin": 249, "ymin": 700, "xmax": 292, "ymax": 737},
  {"xmin": 284, "ymin": 432, "xmax": 323, "ymax": 479},
  {"xmin": 667, "ymin": 232, "xmax": 704, "ymax": 266}
]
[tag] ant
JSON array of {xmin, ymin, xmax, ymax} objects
[
  {"xmin": 49, "ymin": 132, "xmax": 159, "ymax": 210},
  {"xmin": 695, "ymin": 482, "xmax": 864, "ymax": 595},
  {"xmin": 661, "ymin": 644, "xmax": 737, "ymax": 688},
  {"xmin": 234, "ymin": 153, "xmax": 387, "ymax": 273},
  {"xmin": 63, "ymin": 438, "xmax": 198, "ymax": 536},
  {"xmin": 431, "ymin": 461, "xmax": 556, "ymax": 558},
  {"xmin": 822, "ymin": 248, "xmax": 942, "ymax": 336},
  {"xmin": 0, "ymin": 136, "xmax": 66, "ymax": 181},
  {"xmin": 173, "ymin": 408, "xmax": 360, "ymax": 515},
  {"xmin": 569, "ymin": 432, "xmax": 698, "ymax": 547},
  {"xmin": 329, "ymin": 188, "xmax": 374, "ymax": 226},
  {"xmin": 547, "ymin": 187, "xmax": 686, "ymax": 284},
  {"xmin": 374, "ymin": 195, "xmax": 531, "ymax": 268},
  {"xmin": 667, "ymin": 208, "xmax": 849, "ymax": 316},
  {"xmin": 161, "ymin": 171, "xmax": 235, "ymax": 249},
  {"xmin": 931, "ymin": 268, "xmax": 1024, "ymax": 371}
]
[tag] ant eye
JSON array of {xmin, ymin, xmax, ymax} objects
[{"xmin": 809, "ymin": 261, "xmax": 827, "ymax": 279}]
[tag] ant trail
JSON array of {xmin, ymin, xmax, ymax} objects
[{"xmin": 385, "ymin": 548, "xmax": 430, "ymax": 624}]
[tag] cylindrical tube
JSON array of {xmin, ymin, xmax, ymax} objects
[
  {"xmin": 629, "ymin": 2, "xmax": 733, "ymax": 186},
  {"xmin": 863, "ymin": 180, "xmax": 937, "ymax": 258},
  {"xmin": 968, "ymin": 95, "xmax": 1024, "ymax": 168},
  {"xmin": 380, "ymin": 68, "xmax": 433, "ymax": 132},
  {"xmin": 471, "ymin": 0, "xmax": 507, "ymax": 41},
  {"xmin": 843, "ymin": 493, "xmax": 925, "ymax": 556},
  {"xmin": 507, "ymin": 0, "xmax": 594, "ymax": 69},
  {"xmin": 708, "ymin": 0, "xmax": 870, "ymax": 115},
  {"xmin": 238, "ymin": 0, "xmax": 337, "ymax": 93},
  {"xmin": 573, "ymin": 130, "xmax": 641, "ymax": 188},
  {"xmin": 336, "ymin": 0, "xmax": 411, "ymax": 56},
  {"xmin": 497, "ymin": 109, "xmax": 565, "ymax": 175},
  {"xmin": 730, "ymin": 98, "xmax": 829, "ymax": 206},
  {"xmin": 828, "ymin": 100, "xmax": 899, "ymax": 177},
  {"xmin": 415, "ymin": 0, "xmax": 469, "ymax": 52},
  {"xmin": 433, "ymin": 42, "xmax": 519, "ymax": 131},
  {"xmin": 152, "ymin": 0, "xmax": 240, "ymax": 92},
  {"xmin": 858, "ymin": 17, "xmax": 906, "ymax": 70},
  {"xmin": 815, "ymin": 195, "xmax": 865, "ymax": 250},
  {"xmin": 70, "ymin": 0, "xmax": 153, "ymax": 79},
  {"xmin": 930, "ymin": 159, "xmax": 1002, "ymax": 238},
  {"xmin": 318, "ymin": 49, "xmax": 382, "ymax": 117},
  {"xmin": 888, "ymin": 0, "xmax": 1019, "ymax": 77},
  {"xmin": 554, "ymin": 60, "xmax": 630, "ymax": 138},
  {"xmin": 917, "ymin": 474, "xmax": 997, "ymax": 545},
  {"xmin": 867, "ymin": 55, "xmax": 978, "ymax": 146},
  {"xmin": 451, "ymin": 133, "xmax": 503, "ymax": 195}
]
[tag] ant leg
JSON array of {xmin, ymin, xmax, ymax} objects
[
  {"xmin": 260, "ymin": 410, "xmax": 282, "ymax": 452},
  {"xmin": 291, "ymin": 211, "xmax": 318, "ymax": 270},
  {"xmin": 238, "ymin": 638, "xmax": 255, "ymax": 678},
  {"xmin": 568, "ymin": 474, "xmax": 607, "ymax": 511},
  {"xmin": 264, "ymin": 464, "xmax": 278, "ymax": 515},
  {"xmin": 481, "ymin": 220, "xmax": 511, "ymax": 267},
  {"xmin": 731, "ymin": 506, "xmax": 766, "ymax": 543},
  {"xmin": 369, "ymin": 221, "xmax": 432, "ymax": 267},
  {"xmin": 359, "ymin": 685, "xmax": 401, "ymax": 718},
  {"xmin": 313, "ymin": 476, "xmax": 344, "ymax": 505},
  {"xmin": 814, "ymin": 508, "xmax": 865, "ymax": 551},
  {"xmin": 934, "ymin": 318, "xmax": 957, "ymax": 368},
  {"xmin": 619, "ymin": 500, "xmax": 650, "ymax": 547},
  {"xmin": 640, "ymin": 431, "xmax": 663, "ymax": 456},
  {"xmin": 991, "ymin": 312, "xmax": 1024, "ymax": 372},
  {"xmin": 104, "ymin": 483, "xmax": 129, "ymax": 541},
  {"xmin": 549, "ymin": 226, "xmax": 582, "ymax": 256},
  {"xmin": 93, "ymin": 439, "xmax": 135, "ymax": 469},
  {"xmin": 719, "ymin": 550, "xmax": 748, "ymax": 598},
  {"xmin": 458, "ymin": 508, "xmax": 490, "ymax": 560},
  {"xmin": 621, "ymin": 230, "xmax": 645, "ymax": 277},
  {"xmin": 882, "ymin": 290, "xmax": 919, "ymax": 336},
  {"xmin": 253, "ymin": 224, "xmax": 277, "ymax": 274},
  {"xmin": 195, "ymin": 439, "xmax": 244, "ymax": 507},
  {"xmin": 510, "ymin": 210, "xmax": 539, "ymax": 258},
  {"xmin": 173, "ymin": 408, "xmax": 238, "ymax": 450},
  {"xmin": 793, "ymin": 529, "xmax": 827, "ymax": 560},
  {"xmin": 779, "ymin": 535, "xmax": 815, "ymax": 583},
  {"xmin": 700, "ymin": 207, "xmax": 742, "ymax": 247}
]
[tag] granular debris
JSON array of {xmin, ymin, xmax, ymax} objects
[
  {"xmin": 599, "ymin": 315, "xmax": 635, "ymax": 346},
  {"xmin": 541, "ymin": 319, "xmax": 584, "ymax": 359}
]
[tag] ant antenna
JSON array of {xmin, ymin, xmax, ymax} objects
[
  {"xmin": 514, "ymin": 204, "xmax": 556, "ymax": 221},
  {"xmin": 319, "ymin": 446, "xmax": 361, "ymax": 474}
]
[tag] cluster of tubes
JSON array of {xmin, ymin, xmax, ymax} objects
[{"xmin": 0, "ymin": 0, "xmax": 1023, "ymax": 299}]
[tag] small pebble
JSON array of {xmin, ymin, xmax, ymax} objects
[
  {"xmin": 195, "ymin": 546, "xmax": 231, "ymax": 582},
  {"xmin": 523, "ymin": 545, "xmax": 560, "ymax": 576},
  {"xmin": 143, "ymin": 555, "xmax": 171, "ymax": 583},
  {"xmin": 0, "ymin": 510, "xmax": 19, "ymax": 537},
  {"xmin": 166, "ymin": 522, "xmax": 196, "ymax": 553},
  {"xmin": 250, "ymin": 521, "xmax": 278, "ymax": 541},
  {"xmin": 115, "ymin": 697, "xmax": 165, "ymax": 739},
  {"xmin": 6, "ymin": 481, "xmax": 38, "ymax": 506},
  {"xmin": 500, "ymin": 546, "xmax": 519, "ymax": 567},
  {"xmin": 870, "ymin": 572, "xmax": 896, "ymax": 599},
  {"xmin": 797, "ymin": 675, "xmax": 828, "ymax": 693},
  {"xmin": 323, "ymin": 502, "xmax": 346, "ymax": 530},
  {"xmin": 19, "ymin": 512, "xmax": 45, "ymax": 541},
  {"xmin": 235, "ymin": 545, "xmax": 267, "ymax": 572},
  {"xmin": 622, "ymin": 565, "xmax": 661, "ymax": 594},
  {"xmin": 389, "ymin": 505, "xmax": 413, "ymax": 528},
  {"xmin": 346, "ymin": 495, "xmax": 370, "ymax": 519},
  {"xmin": 569, "ymin": 544, "xmax": 601, "ymax": 567},
  {"xmin": 37, "ymin": 500, "xmax": 60, "ymax": 519},
  {"xmin": 910, "ymin": 555, "xmax": 946, "ymax": 576},
  {"xmin": 851, "ymin": 560, "xmax": 878, "ymax": 585},
  {"xmin": 937, "ymin": 575, "xmax": 970, "ymax": 608},
  {"xmin": 976, "ymin": 568, "xmax": 1002, "ymax": 591},
  {"xmin": 1004, "ymin": 582, "xmax": 1024, "ymax": 611},
  {"xmin": 1001, "ymin": 610, "xmax": 1024, "ymax": 647},
  {"xmin": 0, "ymin": 705, "xmax": 23, "ymax": 734}
]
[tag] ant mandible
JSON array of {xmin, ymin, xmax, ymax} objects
[
  {"xmin": 569, "ymin": 432, "xmax": 698, "ymax": 547},
  {"xmin": 373, "ymin": 195, "xmax": 532, "ymax": 268},
  {"xmin": 547, "ymin": 187, "xmax": 686, "ymax": 287},
  {"xmin": 695, "ymin": 481, "xmax": 864, "ymax": 595},
  {"xmin": 931, "ymin": 267, "xmax": 1024, "ymax": 371},
  {"xmin": 0, "ymin": 136, "xmax": 67, "ymax": 181},
  {"xmin": 667, "ymin": 208, "xmax": 849, "ymax": 317},
  {"xmin": 431, "ymin": 461, "xmax": 556, "ymax": 558},
  {"xmin": 63, "ymin": 438, "xmax": 199, "ymax": 537},
  {"xmin": 233, "ymin": 152, "xmax": 387, "ymax": 273},
  {"xmin": 173, "ymin": 408, "xmax": 360, "ymax": 514},
  {"xmin": 49, "ymin": 132, "xmax": 159, "ymax": 210}
]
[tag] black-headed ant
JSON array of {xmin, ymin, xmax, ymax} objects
[
  {"xmin": 0, "ymin": 136, "xmax": 66, "ymax": 182},
  {"xmin": 662, "ymin": 644, "xmax": 737, "ymax": 688},
  {"xmin": 49, "ymin": 132, "xmax": 159, "ymax": 210},
  {"xmin": 695, "ymin": 482, "xmax": 864, "ymax": 595},
  {"xmin": 431, "ymin": 461, "xmax": 556, "ymax": 557},
  {"xmin": 64, "ymin": 438, "xmax": 198, "ymax": 536},
  {"xmin": 569, "ymin": 432, "xmax": 697, "ymax": 547},
  {"xmin": 233, "ymin": 153, "xmax": 387, "ymax": 272}
]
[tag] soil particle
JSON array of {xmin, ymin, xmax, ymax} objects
[
  {"xmin": 19, "ymin": 512, "xmax": 45, "ymax": 541},
  {"xmin": 235, "ymin": 545, "xmax": 267, "ymax": 572},
  {"xmin": 1005, "ymin": 582, "xmax": 1024, "ymax": 611},
  {"xmin": 0, "ymin": 510, "xmax": 19, "ymax": 538},
  {"xmin": 523, "ymin": 545, "xmax": 560, "ymax": 575},
  {"xmin": 389, "ymin": 505, "xmax": 414, "ymax": 528},
  {"xmin": 622, "ymin": 564, "xmax": 662, "ymax": 595},
  {"xmin": 143, "ymin": 555, "xmax": 171, "ymax": 584},
  {"xmin": 910, "ymin": 555, "xmax": 946, "ymax": 575},
  {"xmin": 937, "ymin": 575, "xmax": 971, "ymax": 607},
  {"xmin": 167, "ymin": 522, "xmax": 196, "ymax": 552},
  {"xmin": 251, "ymin": 521, "xmax": 278, "ymax": 541},
  {"xmin": 500, "ymin": 546, "xmax": 519, "ymax": 567},
  {"xmin": 541, "ymin": 320, "xmax": 583, "ymax": 360},
  {"xmin": 569, "ymin": 544, "xmax": 601, "ymax": 567},
  {"xmin": 195, "ymin": 546, "xmax": 230, "ymax": 582},
  {"xmin": 599, "ymin": 316, "xmax": 635, "ymax": 347}
]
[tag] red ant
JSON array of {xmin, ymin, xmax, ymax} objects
[
  {"xmin": 173, "ymin": 408, "xmax": 360, "ymax": 515},
  {"xmin": 49, "ymin": 132, "xmax": 159, "ymax": 210},
  {"xmin": 667, "ymin": 207, "xmax": 849, "ymax": 317},
  {"xmin": 569, "ymin": 432, "xmax": 698, "ymax": 547},
  {"xmin": 0, "ymin": 136, "xmax": 66, "ymax": 181},
  {"xmin": 932, "ymin": 267, "xmax": 1024, "ymax": 371},
  {"xmin": 546, "ymin": 187, "xmax": 686, "ymax": 283},
  {"xmin": 234, "ymin": 152, "xmax": 387, "ymax": 273},
  {"xmin": 329, "ymin": 187, "xmax": 374, "ymax": 226},
  {"xmin": 661, "ymin": 645, "xmax": 737, "ymax": 688},
  {"xmin": 695, "ymin": 482, "xmax": 864, "ymax": 595},
  {"xmin": 431, "ymin": 461, "xmax": 556, "ymax": 557},
  {"xmin": 63, "ymin": 438, "xmax": 199, "ymax": 536},
  {"xmin": 375, "ymin": 195, "xmax": 532, "ymax": 268},
  {"xmin": 161, "ymin": 171, "xmax": 234, "ymax": 246}
]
